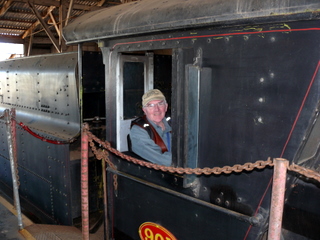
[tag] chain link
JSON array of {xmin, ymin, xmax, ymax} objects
[
  {"xmin": 288, "ymin": 164, "xmax": 320, "ymax": 182},
  {"xmin": 88, "ymin": 139, "xmax": 119, "ymax": 190},
  {"xmin": 85, "ymin": 129, "xmax": 274, "ymax": 175},
  {"xmin": 84, "ymin": 128, "xmax": 320, "ymax": 182}
]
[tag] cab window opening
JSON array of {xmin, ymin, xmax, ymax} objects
[{"xmin": 118, "ymin": 50, "xmax": 172, "ymax": 166}]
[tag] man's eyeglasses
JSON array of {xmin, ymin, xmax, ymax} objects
[{"xmin": 144, "ymin": 100, "xmax": 166, "ymax": 108}]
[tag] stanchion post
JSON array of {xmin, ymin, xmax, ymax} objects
[
  {"xmin": 102, "ymin": 157, "xmax": 110, "ymax": 240},
  {"xmin": 5, "ymin": 108, "xmax": 23, "ymax": 230},
  {"xmin": 268, "ymin": 158, "xmax": 288, "ymax": 240},
  {"xmin": 81, "ymin": 123, "xmax": 90, "ymax": 240}
]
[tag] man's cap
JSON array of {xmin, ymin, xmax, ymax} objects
[{"xmin": 142, "ymin": 89, "xmax": 166, "ymax": 106}]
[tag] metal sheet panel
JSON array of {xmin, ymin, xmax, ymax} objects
[
  {"xmin": 63, "ymin": 0, "xmax": 320, "ymax": 44},
  {"xmin": 0, "ymin": 119, "xmax": 74, "ymax": 225},
  {"xmin": 108, "ymin": 169, "xmax": 253, "ymax": 240},
  {"xmin": 0, "ymin": 52, "xmax": 80, "ymax": 140}
]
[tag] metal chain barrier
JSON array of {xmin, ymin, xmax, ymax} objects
[
  {"xmin": 85, "ymin": 128, "xmax": 274, "ymax": 175},
  {"xmin": 88, "ymin": 140, "xmax": 119, "ymax": 191},
  {"xmin": 0, "ymin": 111, "xmax": 73, "ymax": 145},
  {"xmin": 84, "ymin": 127, "xmax": 320, "ymax": 182}
]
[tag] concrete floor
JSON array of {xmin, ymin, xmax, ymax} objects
[
  {"xmin": 0, "ymin": 195, "xmax": 27, "ymax": 240},
  {"xmin": 0, "ymin": 192, "xmax": 105, "ymax": 240}
]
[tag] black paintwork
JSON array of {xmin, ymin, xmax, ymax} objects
[
  {"xmin": 103, "ymin": 20, "xmax": 320, "ymax": 239},
  {"xmin": 1, "ymin": 0, "xmax": 320, "ymax": 239}
]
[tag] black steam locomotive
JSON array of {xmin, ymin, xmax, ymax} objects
[{"xmin": 1, "ymin": 0, "xmax": 320, "ymax": 239}]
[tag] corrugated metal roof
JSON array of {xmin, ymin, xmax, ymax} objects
[{"xmin": 0, "ymin": 0, "xmax": 128, "ymax": 48}]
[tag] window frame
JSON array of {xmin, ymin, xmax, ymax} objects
[{"xmin": 116, "ymin": 53, "xmax": 154, "ymax": 152}]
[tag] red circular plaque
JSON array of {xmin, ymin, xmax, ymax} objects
[{"xmin": 139, "ymin": 222, "xmax": 177, "ymax": 240}]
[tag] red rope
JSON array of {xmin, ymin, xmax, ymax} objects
[{"xmin": 17, "ymin": 121, "xmax": 68, "ymax": 145}]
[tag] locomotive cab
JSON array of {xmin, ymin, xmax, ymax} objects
[
  {"xmin": 62, "ymin": 0, "xmax": 320, "ymax": 238},
  {"xmin": 1, "ymin": 0, "xmax": 320, "ymax": 239}
]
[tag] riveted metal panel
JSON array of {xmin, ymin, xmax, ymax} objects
[
  {"xmin": 0, "ymin": 51, "xmax": 105, "ymax": 227},
  {"xmin": 0, "ymin": 52, "xmax": 80, "ymax": 140}
]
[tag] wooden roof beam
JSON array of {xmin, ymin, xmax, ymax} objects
[
  {"xmin": 22, "ymin": 5, "xmax": 55, "ymax": 39},
  {"xmin": 25, "ymin": 2, "xmax": 60, "ymax": 52},
  {"xmin": 0, "ymin": 35, "xmax": 24, "ymax": 43},
  {"xmin": 49, "ymin": 11, "xmax": 60, "ymax": 38},
  {"xmin": 0, "ymin": 26, "xmax": 22, "ymax": 31},
  {"xmin": 20, "ymin": 0, "xmax": 108, "ymax": 11},
  {"xmin": 97, "ymin": 0, "xmax": 106, "ymax": 7},
  {"xmin": 0, "ymin": 0, "xmax": 14, "ymax": 17},
  {"xmin": 64, "ymin": 0, "xmax": 74, "ymax": 26}
]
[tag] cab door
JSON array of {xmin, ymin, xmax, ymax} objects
[{"xmin": 116, "ymin": 53, "xmax": 154, "ymax": 151}]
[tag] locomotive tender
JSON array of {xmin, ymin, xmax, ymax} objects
[
  {"xmin": 1, "ymin": 0, "xmax": 320, "ymax": 239},
  {"xmin": 0, "ymin": 51, "xmax": 106, "ymax": 225}
]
